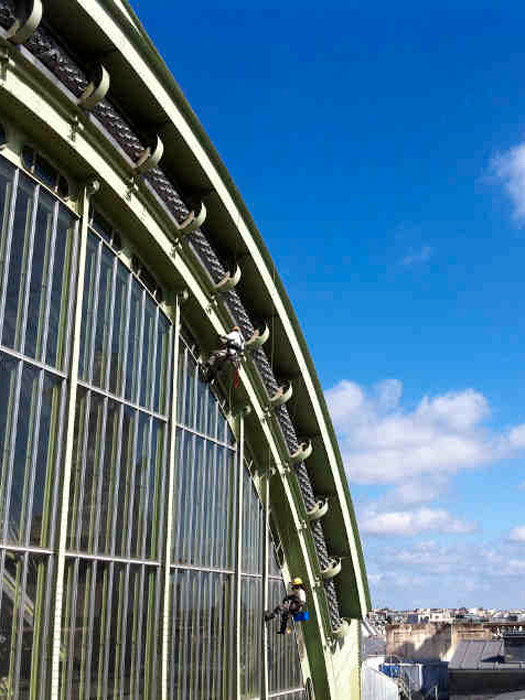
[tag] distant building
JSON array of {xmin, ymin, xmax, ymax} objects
[{"xmin": 449, "ymin": 634, "xmax": 525, "ymax": 699}]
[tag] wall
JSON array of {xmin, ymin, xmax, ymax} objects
[{"xmin": 386, "ymin": 623, "xmax": 522, "ymax": 663}]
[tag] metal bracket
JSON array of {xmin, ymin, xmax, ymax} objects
[
  {"xmin": 268, "ymin": 382, "xmax": 293, "ymax": 408},
  {"xmin": 245, "ymin": 323, "xmax": 270, "ymax": 349},
  {"xmin": 134, "ymin": 134, "xmax": 164, "ymax": 174},
  {"xmin": 288, "ymin": 440, "xmax": 313, "ymax": 465},
  {"xmin": 178, "ymin": 201, "xmax": 206, "ymax": 235},
  {"xmin": 320, "ymin": 557, "xmax": 342, "ymax": 580},
  {"xmin": 6, "ymin": 0, "xmax": 42, "ymax": 45},
  {"xmin": 212, "ymin": 264, "xmax": 242, "ymax": 294},
  {"xmin": 78, "ymin": 64, "xmax": 110, "ymax": 110},
  {"xmin": 306, "ymin": 498, "xmax": 329, "ymax": 522}
]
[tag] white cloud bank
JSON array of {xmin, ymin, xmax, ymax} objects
[
  {"xmin": 493, "ymin": 144, "xmax": 525, "ymax": 219},
  {"xmin": 367, "ymin": 539, "xmax": 525, "ymax": 608},
  {"xmin": 509, "ymin": 525, "xmax": 525, "ymax": 542},
  {"xmin": 360, "ymin": 507, "xmax": 476, "ymax": 537},
  {"xmin": 326, "ymin": 379, "xmax": 525, "ymax": 485}
]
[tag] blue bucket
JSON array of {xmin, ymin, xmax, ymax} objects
[{"xmin": 293, "ymin": 610, "xmax": 310, "ymax": 622}]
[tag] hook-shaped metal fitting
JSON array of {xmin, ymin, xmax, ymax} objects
[
  {"xmin": 213, "ymin": 264, "xmax": 241, "ymax": 293},
  {"xmin": 245, "ymin": 323, "xmax": 270, "ymax": 349},
  {"xmin": 332, "ymin": 619, "xmax": 349, "ymax": 639},
  {"xmin": 78, "ymin": 64, "xmax": 110, "ymax": 110},
  {"xmin": 320, "ymin": 557, "xmax": 342, "ymax": 580},
  {"xmin": 134, "ymin": 134, "xmax": 164, "ymax": 174},
  {"xmin": 178, "ymin": 201, "xmax": 206, "ymax": 235},
  {"xmin": 288, "ymin": 440, "xmax": 313, "ymax": 465},
  {"xmin": 269, "ymin": 382, "xmax": 293, "ymax": 407},
  {"xmin": 7, "ymin": 0, "xmax": 42, "ymax": 44},
  {"xmin": 306, "ymin": 497, "xmax": 329, "ymax": 522}
]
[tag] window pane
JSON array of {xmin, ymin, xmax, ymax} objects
[
  {"xmin": 108, "ymin": 261, "xmax": 129, "ymax": 396},
  {"xmin": 92, "ymin": 245, "xmax": 114, "ymax": 388},
  {"xmin": 24, "ymin": 190, "xmax": 54, "ymax": 360},
  {"xmin": 139, "ymin": 297, "xmax": 156, "ymax": 409},
  {"xmin": 268, "ymin": 580, "xmax": 304, "ymax": 693},
  {"xmin": 241, "ymin": 577, "xmax": 262, "ymax": 699},
  {"xmin": 242, "ymin": 467, "xmax": 264, "ymax": 575},
  {"xmin": 0, "ymin": 551, "xmax": 53, "ymax": 698},
  {"xmin": 170, "ymin": 570, "xmax": 232, "ymax": 699},
  {"xmin": 0, "ymin": 351, "xmax": 19, "ymax": 542},
  {"xmin": 0, "ymin": 160, "xmax": 16, "ymax": 323},
  {"xmin": 45, "ymin": 206, "xmax": 76, "ymax": 369},
  {"xmin": 125, "ymin": 283, "xmax": 142, "ymax": 403},
  {"xmin": 2, "ymin": 175, "xmax": 36, "ymax": 350},
  {"xmin": 153, "ymin": 315, "xmax": 170, "ymax": 414},
  {"xmin": 78, "ymin": 233, "xmax": 99, "ymax": 381},
  {"xmin": 59, "ymin": 559, "xmax": 159, "ymax": 699}
]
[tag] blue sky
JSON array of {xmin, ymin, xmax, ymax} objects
[{"xmin": 130, "ymin": 1, "xmax": 525, "ymax": 609}]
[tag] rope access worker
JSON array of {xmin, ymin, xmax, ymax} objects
[
  {"xmin": 265, "ymin": 577, "xmax": 308, "ymax": 634},
  {"xmin": 202, "ymin": 326, "xmax": 245, "ymax": 383}
]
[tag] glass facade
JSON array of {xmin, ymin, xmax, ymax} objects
[{"xmin": 0, "ymin": 154, "xmax": 305, "ymax": 698}]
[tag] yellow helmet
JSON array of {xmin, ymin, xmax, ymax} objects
[{"xmin": 292, "ymin": 577, "xmax": 303, "ymax": 586}]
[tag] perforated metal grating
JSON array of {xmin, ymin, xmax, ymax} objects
[{"xmin": 0, "ymin": 2, "xmax": 344, "ymax": 630}]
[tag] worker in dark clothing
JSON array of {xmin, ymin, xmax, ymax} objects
[
  {"xmin": 265, "ymin": 577, "xmax": 307, "ymax": 635},
  {"xmin": 201, "ymin": 326, "xmax": 245, "ymax": 383}
]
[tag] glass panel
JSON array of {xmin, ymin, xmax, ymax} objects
[
  {"xmin": 0, "ymin": 351, "xmax": 19, "ymax": 542},
  {"xmin": 59, "ymin": 559, "xmax": 159, "ymax": 699},
  {"xmin": 0, "ymin": 362, "xmax": 61, "ymax": 547},
  {"xmin": 90, "ymin": 209, "xmax": 112, "ymax": 245},
  {"xmin": 176, "ymin": 345, "xmax": 186, "ymax": 420},
  {"xmin": 2, "ymin": 174, "xmax": 36, "ymax": 350},
  {"xmin": 146, "ymin": 419, "xmax": 165, "ymax": 559},
  {"xmin": 24, "ymin": 189, "xmax": 54, "ymax": 360},
  {"xmin": 170, "ymin": 570, "xmax": 232, "ymax": 700},
  {"xmin": 0, "ymin": 159, "xmax": 16, "ymax": 313},
  {"xmin": 242, "ymin": 467, "xmax": 264, "ymax": 575},
  {"xmin": 34, "ymin": 153, "xmax": 57, "ymax": 191},
  {"xmin": 153, "ymin": 314, "xmax": 170, "ymax": 414},
  {"xmin": 108, "ymin": 261, "xmax": 129, "ymax": 396},
  {"xmin": 172, "ymin": 433, "xmax": 236, "ymax": 569},
  {"xmin": 130, "ymin": 412, "xmax": 149, "ymax": 558},
  {"xmin": 125, "ymin": 282, "xmax": 142, "ymax": 404},
  {"xmin": 92, "ymin": 245, "xmax": 114, "ymax": 389},
  {"xmin": 30, "ymin": 372, "xmax": 63, "ymax": 547},
  {"xmin": 0, "ymin": 551, "xmax": 53, "ymax": 698},
  {"xmin": 139, "ymin": 297, "xmax": 156, "ymax": 409},
  {"xmin": 96, "ymin": 399, "xmax": 121, "ymax": 555},
  {"xmin": 78, "ymin": 233, "xmax": 99, "ymax": 381},
  {"xmin": 268, "ymin": 580, "xmax": 304, "ymax": 694},
  {"xmin": 241, "ymin": 577, "xmax": 262, "ymax": 699},
  {"xmin": 115, "ymin": 406, "xmax": 137, "ymax": 558},
  {"xmin": 45, "ymin": 206, "xmax": 76, "ymax": 369}
]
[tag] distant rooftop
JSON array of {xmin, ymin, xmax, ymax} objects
[{"xmin": 450, "ymin": 640, "xmax": 525, "ymax": 671}]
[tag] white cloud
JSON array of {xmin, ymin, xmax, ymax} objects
[
  {"xmin": 326, "ymin": 379, "xmax": 525, "ymax": 486},
  {"xmin": 507, "ymin": 424, "xmax": 525, "ymax": 448},
  {"xmin": 401, "ymin": 246, "xmax": 433, "ymax": 266},
  {"xmin": 509, "ymin": 525, "xmax": 525, "ymax": 542},
  {"xmin": 366, "ymin": 540, "xmax": 525, "ymax": 608},
  {"xmin": 360, "ymin": 507, "xmax": 476, "ymax": 537},
  {"xmin": 493, "ymin": 144, "xmax": 525, "ymax": 219}
]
